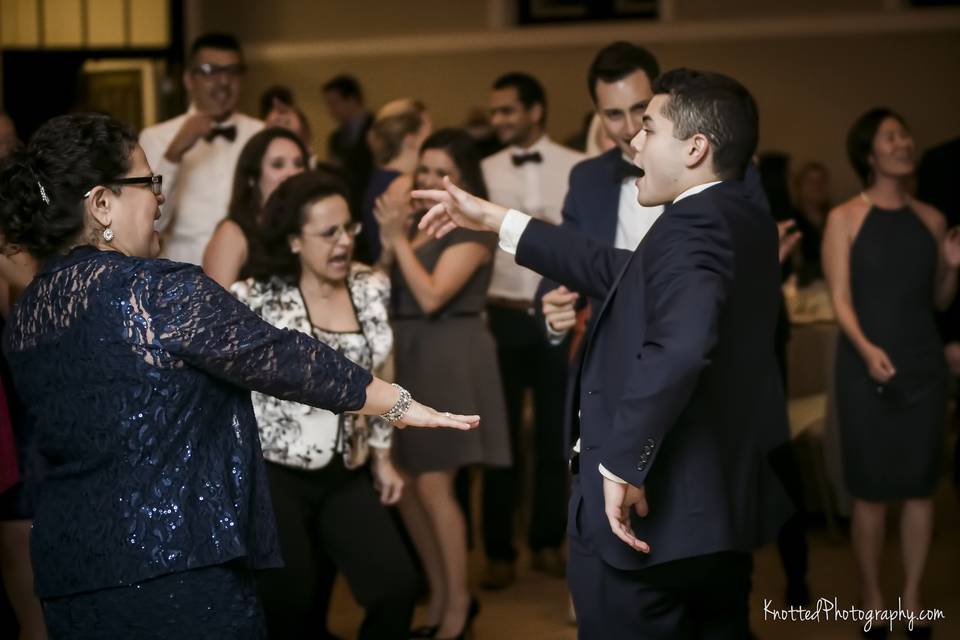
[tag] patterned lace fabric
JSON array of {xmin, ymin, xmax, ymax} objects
[
  {"xmin": 3, "ymin": 246, "xmax": 372, "ymax": 598},
  {"xmin": 231, "ymin": 265, "xmax": 394, "ymax": 470}
]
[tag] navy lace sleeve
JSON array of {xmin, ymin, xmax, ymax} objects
[
  {"xmin": 139, "ymin": 262, "xmax": 373, "ymax": 413},
  {"xmin": 2, "ymin": 249, "xmax": 374, "ymax": 599}
]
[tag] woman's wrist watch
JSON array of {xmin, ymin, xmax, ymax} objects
[{"xmin": 380, "ymin": 383, "xmax": 413, "ymax": 425}]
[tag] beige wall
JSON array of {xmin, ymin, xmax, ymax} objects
[{"xmin": 194, "ymin": 1, "xmax": 960, "ymax": 200}]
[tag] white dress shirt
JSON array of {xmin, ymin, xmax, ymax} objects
[
  {"xmin": 499, "ymin": 180, "xmax": 723, "ymax": 484},
  {"xmin": 139, "ymin": 107, "xmax": 263, "ymax": 265},
  {"xmin": 614, "ymin": 160, "xmax": 665, "ymax": 251},
  {"xmin": 482, "ymin": 135, "xmax": 584, "ymax": 302}
]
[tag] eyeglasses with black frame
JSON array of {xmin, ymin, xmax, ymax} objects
[
  {"xmin": 304, "ymin": 221, "xmax": 363, "ymax": 243},
  {"xmin": 82, "ymin": 175, "xmax": 163, "ymax": 199}
]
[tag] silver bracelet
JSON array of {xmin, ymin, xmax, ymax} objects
[{"xmin": 380, "ymin": 383, "xmax": 413, "ymax": 424}]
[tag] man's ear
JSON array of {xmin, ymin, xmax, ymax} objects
[
  {"xmin": 529, "ymin": 103, "xmax": 545, "ymax": 128},
  {"xmin": 686, "ymin": 133, "xmax": 711, "ymax": 170}
]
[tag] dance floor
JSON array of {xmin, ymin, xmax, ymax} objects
[{"xmin": 328, "ymin": 467, "xmax": 960, "ymax": 639}]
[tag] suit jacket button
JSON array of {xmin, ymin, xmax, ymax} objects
[
  {"xmin": 646, "ymin": 438, "xmax": 656, "ymax": 446},
  {"xmin": 637, "ymin": 463, "xmax": 646, "ymax": 471}
]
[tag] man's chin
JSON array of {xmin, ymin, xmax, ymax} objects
[{"xmin": 635, "ymin": 183, "xmax": 668, "ymax": 208}]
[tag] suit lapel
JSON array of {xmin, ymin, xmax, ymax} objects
[
  {"xmin": 582, "ymin": 248, "xmax": 637, "ymax": 356},
  {"xmin": 577, "ymin": 197, "xmax": 673, "ymax": 367}
]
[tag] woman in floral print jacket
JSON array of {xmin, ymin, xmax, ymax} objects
[{"xmin": 232, "ymin": 170, "xmax": 418, "ymax": 640}]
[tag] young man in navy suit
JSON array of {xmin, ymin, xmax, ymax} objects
[{"xmin": 414, "ymin": 69, "xmax": 793, "ymax": 639}]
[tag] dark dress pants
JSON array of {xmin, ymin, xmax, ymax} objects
[
  {"xmin": 483, "ymin": 304, "xmax": 568, "ymax": 561},
  {"xmin": 568, "ymin": 532, "xmax": 752, "ymax": 640},
  {"xmin": 256, "ymin": 460, "xmax": 418, "ymax": 640}
]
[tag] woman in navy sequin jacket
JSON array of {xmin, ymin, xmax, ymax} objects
[{"xmin": 0, "ymin": 113, "xmax": 478, "ymax": 639}]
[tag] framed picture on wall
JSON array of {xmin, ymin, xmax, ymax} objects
[{"xmin": 517, "ymin": 0, "xmax": 658, "ymax": 24}]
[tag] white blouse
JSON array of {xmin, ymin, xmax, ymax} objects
[{"xmin": 231, "ymin": 264, "xmax": 393, "ymax": 470}]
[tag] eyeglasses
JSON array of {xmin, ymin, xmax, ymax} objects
[
  {"xmin": 191, "ymin": 63, "xmax": 246, "ymax": 78},
  {"xmin": 82, "ymin": 175, "xmax": 163, "ymax": 199},
  {"xmin": 304, "ymin": 221, "xmax": 363, "ymax": 243}
]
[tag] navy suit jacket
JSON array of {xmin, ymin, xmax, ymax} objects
[
  {"xmin": 517, "ymin": 180, "xmax": 792, "ymax": 571},
  {"xmin": 535, "ymin": 158, "xmax": 770, "ymax": 455}
]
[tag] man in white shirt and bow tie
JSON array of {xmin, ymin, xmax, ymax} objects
[
  {"xmin": 140, "ymin": 32, "xmax": 263, "ymax": 265},
  {"xmin": 479, "ymin": 72, "xmax": 584, "ymax": 589}
]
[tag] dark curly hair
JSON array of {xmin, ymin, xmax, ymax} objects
[
  {"xmin": 246, "ymin": 169, "xmax": 350, "ymax": 282},
  {"xmin": 0, "ymin": 113, "xmax": 137, "ymax": 261}
]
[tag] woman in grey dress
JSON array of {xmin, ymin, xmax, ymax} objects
[
  {"xmin": 823, "ymin": 108, "xmax": 960, "ymax": 638},
  {"xmin": 375, "ymin": 128, "xmax": 510, "ymax": 640}
]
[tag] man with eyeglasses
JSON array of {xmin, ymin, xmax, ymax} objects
[{"xmin": 139, "ymin": 32, "xmax": 263, "ymax": 266}]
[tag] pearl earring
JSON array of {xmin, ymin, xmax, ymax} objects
[{"xmin": 102, "ymin": 228, "xmax": 114, "ymax": 242}]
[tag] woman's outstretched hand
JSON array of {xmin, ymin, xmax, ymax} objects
[
  {"xmin": 397, "ymin": 399, "xmax": 480, "ymax": 431},
  {"xmin": 362, "ymin": 378, "xmax": 478, "ymax": 430},
  {"xmin": 413, "ymin": 176, "xmax": 509, "ymax": 238}
]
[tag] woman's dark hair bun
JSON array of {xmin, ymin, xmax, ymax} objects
[{"xmin": 0, "ymin": 113, "xmax": 137, "ymax": 260}]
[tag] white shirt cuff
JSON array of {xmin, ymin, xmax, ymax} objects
[
  {"xmin": 599, "ymin": 464, "xmax": 627, "ymax": 484},
  {"xmin": 497, "ymin": 209, "xmax": 532, "ymax": 256},
  {"xmin": 546, "ymin": 321, "xmax": 569, "ymax": 346},
  {"xmin": 574, "ymin": 439, "xmax": 627, "ymax": 484}
]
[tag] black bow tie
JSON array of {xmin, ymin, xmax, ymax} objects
[
  {"xmin": 205, "ymin": 125, "xmax": 237, "ymax": 143},
  {"xmin": 615, "ymin": 159, "xmax": 644, "ymax": 182},
  {"xmin": 512, "ymin": 151, "xmax": 542, "ymax": 167}
]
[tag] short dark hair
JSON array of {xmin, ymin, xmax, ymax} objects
[
  {"xmin": 419, "ymin": 128, "xmax": 488, "ymax": 200},
  {"xmin": 248, "ymin": 169, "xmax": 351, "ymax": 282},
  {"xmin": 322, "ymin": 75, "xmax": 364, "ymax": 102},
  {"xmin": 226, "ymin": 127, "xmax": 311, "ymax": 239},
  {"xmin": 189, "ymin": 32, "xmax": 243, "ymax": 64},
  {"xmin": 587, "ymin": 42, "xmax": 660, "ymax": 103},
  {"xmin": 259, "ymin": 85, "xmax": 295, "ymax": 119},
  {"xmin": 492, "ymin": 72, "xmax": 547, "ymax": 126},
  {"xmin": 0, "ymin": 113, "xmax": 137, "ymax": 261},
  {"xmin": 846, "ymin": 107, "xmax": 908, "ymax": 187},
  {"xmin": 652, "ymin": 68, "xmax": 758, "ymax": 181}
]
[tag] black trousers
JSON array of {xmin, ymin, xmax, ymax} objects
[
  {"xmin": 256, "ymin": 460, "xmax": 418, "ymax": 640},
  {"xmin": 484, "ymin": 305, "xmax": 568, "ymax": 560},
  {"xmin": 568, "ymin": 534, "xmax": 752, "ymax": 640},
  {"xmin": 773, "ymin": 319, "xmax": 809, "ymax": 590}
]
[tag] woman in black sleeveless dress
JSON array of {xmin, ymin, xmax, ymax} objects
[{"xmin": 823, "ymin": 108, "xmax": 960, "ymax": 638}]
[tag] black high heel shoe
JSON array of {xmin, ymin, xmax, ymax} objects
[{"xmin": 436, "ymin": 596, "xmax": 480, "ymax": 640}]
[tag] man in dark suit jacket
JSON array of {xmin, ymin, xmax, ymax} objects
[
  {"xmin": 322, "ymin": 74, "xmax": 374, "ymax": 216},
  {"xmin": 415, "ymin": 68, "xmax": 793, "ymax": 639}
]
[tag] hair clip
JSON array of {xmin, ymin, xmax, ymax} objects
[{"xmin": 37, "ymin": 181, "xmax": 51, "ymax": 205}]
